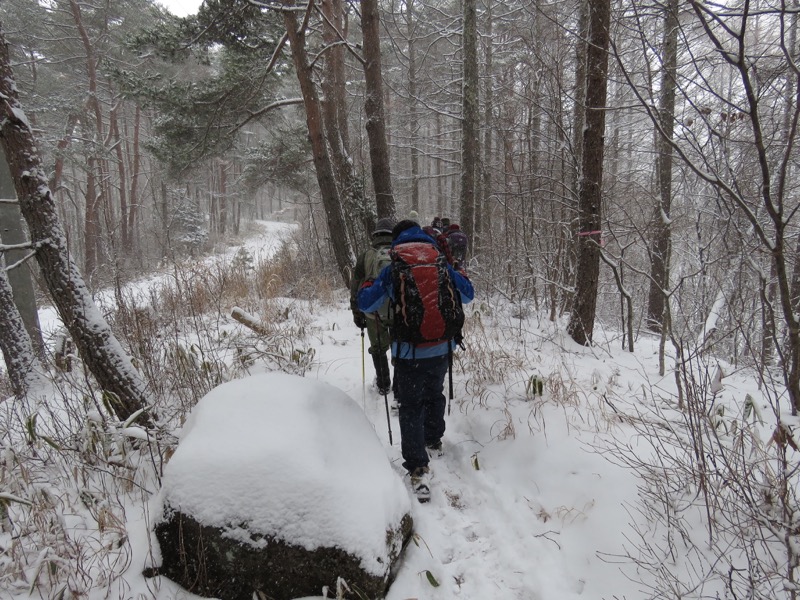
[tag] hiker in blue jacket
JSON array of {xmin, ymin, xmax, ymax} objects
[{"xmin": 358, "ymin": 219, "xmax": 474, "ymax": 502}]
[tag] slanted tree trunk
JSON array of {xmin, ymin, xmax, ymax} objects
[
  {"xmin": 282, "ymin": 3, "xmax": 353, "ymax": 284},
  {"xmin": 360, "ymin": 0, "xmax": 396, "ymax": 219},
  {"xmin": 0, "ymin": 30, "xmax": 148, "ymax": 422},
  {"xmin": 567, "ymin": 0, "xmax": 611, "ymax": 346},
  {"xmin": 0, "ymin": 260, "xmax": 42, "ymax": 398}
]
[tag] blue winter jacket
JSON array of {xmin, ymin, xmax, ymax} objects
[{"xmin": 358, "ymin": 225, "xmax": 475, "ymax": 359}]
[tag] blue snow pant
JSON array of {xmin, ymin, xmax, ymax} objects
[{"xmin": 394, "ymin": 354, "xmax": 450, "ymax": 473}]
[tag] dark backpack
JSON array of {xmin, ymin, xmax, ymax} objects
[
  {"xmin": 390, "ymin": 242, "xmax": 464, "ymax": 346},
  {"xmin": 447, "ymin": 229, "xmax": 468, "ymax": 264}
]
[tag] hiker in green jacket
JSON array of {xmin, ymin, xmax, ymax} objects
[{"xmin": 350, "ymin": 218, "xmax": 395, "ymax": 396}]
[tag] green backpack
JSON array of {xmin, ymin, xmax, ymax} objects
[{"xmin": 363, "ymin": 244, "xmax": 393, "ymax": 324}]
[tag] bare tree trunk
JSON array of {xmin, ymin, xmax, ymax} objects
[
  {"xmin": 219, "ymin": 159, "xmax": 228, "ymax": 235},
  {"xmin": 84, "ymin": 158, "xmax": 100, "ymax": 276},
  {"xmin": 0, "ymin": 260, "xmax": 42, "ymax": 397},
  {"xmin": 646, "ymin": 0, "xmax": 679, "ymax": 334},
  {"xmin": 407, "ymin": 0, "xmax": 420, "ymax": 214},
  {"xmin": 565, "ymin": 0, "xmax": 589, "ymax": 314},
  {"xmin": 479, "ymin": 0, "xmax": 494, "ymax": 253},
  {"xmin": 320, "ymin": 0, "xmax": 369, "ymax": 245},
  {"xmin": 0, "ymin": 31, "xmax": 149, "ymax": 422},
  {"xmin": 0, "ymin": 148, "xmax": 44, "ymax": 359},
  {"xmin": 460, "ymin": 0, "xmax": 478, "ymax": 240},
  {"xmin": 436, "ymin": 111, "xmax": 444, "ymax": 217},
  {"xmin": 128, "ymin": 104, "xmax": 141, "ymax": 255},
  {"xmin": 70, "ymin": 0, "xmax": 108, "ymax": 277},
  {"xmin": 282, "ymin": 3, "xmax": 353, "ymax": 284},
  {"xmin": 360, "ymin": 0, "xmax": 396, "ymax": 219},
  {"xmin": 48, "ymin": 113, "xmax": 79, "ymax": 193},
  {"xmin": 571, "ymin": 0, "xmax": 588, "ymax": 202},
  {"xmin": 110, "ymin": 102, "xmax": 130, "ymax": 251},
  {"xmin": 567, "ymin": 0, "xmax": 611, "ymax": 346}
]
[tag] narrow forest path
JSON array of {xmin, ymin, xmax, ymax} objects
[{"xmin": 312, "ymin": 302, "xmax": 640, "ymax": 600}]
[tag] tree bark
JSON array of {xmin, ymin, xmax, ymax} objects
[
  {"xmin": 320, "ymin": 0, "xmax": 369, "ymax": 246},
  {"xmin": 0, "ymin": 258, "xmax": 42, "ymax": 398},
  {"xmin": 360, "ymin": 0, "xmax": 396, "ymax": 219},
  {"xmin": 0, "ymin": 29, "xmax": 149, "ymax": 422},
  {"xmin": 110, "ymin": 102, "xmax": 130, "ymax": 251},
  {"xmin": 84, "ymin": 157, "xmax": 100, "ymax": 275},
  {"xmin": 479, "ymin": 0, "xmax": 494, "ymax": 252},
  {"xmin": 460, "ymin": 0, "xmax": 479, "ymax": 241},
  {"xmin": 282, "ymin": 3, "xmax": 353, "ymax": 284},
  {"xmin": 70, "ymin": 0, "xmax": 108, "ymax": 278},
  {"xmin": 567, "ymin": 0, "xmax": 611, "ymax": 346},
  {"xmin": 646, "ymin": 0, "xmax": 679, "ymax": 334},
  {"xmin": 0, "ymin": 148, "xmax": 44, "ymax": 358},
  {"xmin": 407, "ymin": 0, "xmax": 420, "ymax": 214},
  {"xmin": 128, "ymin": 103, "xmax": 141, "ymax": 255}
]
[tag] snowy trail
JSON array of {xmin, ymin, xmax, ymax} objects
[
  {"xmin": 314, "ymin": 315, "xmax": 630, "ymax": 600},
  {"xmin": 316, "ymin": 324, "xmax": 585, "ymax": 600},
  {"xmin": 383, "ymin": 407, "xmax": 585, "ymax": 600}
]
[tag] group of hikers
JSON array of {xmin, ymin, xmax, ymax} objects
[{"xmin": 349, "ymin": 213, "xmax": 475, "ymax": 503}]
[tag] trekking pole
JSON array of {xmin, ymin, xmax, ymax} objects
[
  {"xmin": 360, "ymin": 326, "xmax": 366, "ymax": 411},
  {"xmin": 375, "ymin": 318, "xmax": 393, "ymax": 445},
  {"xmin": 447, "ymin": 343, "xmax": 454, "ymax": 416}
]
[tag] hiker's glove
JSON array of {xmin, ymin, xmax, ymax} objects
[
  {"xmin": 360, "ymin": 278, "xmax": 374, "ymax": 290},
  {"xmin": 353, "ymin": 312, "xmax": 367, "ymax": 329}
]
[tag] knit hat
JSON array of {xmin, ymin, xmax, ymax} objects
[
  {"xmin": 372, "ymin": 217, "xmax": 395, "ymax": 236},
  {"xmin": 441, "ymin": 217, "xmax": 451, "ymax": 228},
  {"xmin": 392, "ymin": 219, "xmax": 418, "ymax": 241},
  {"xmin": 408, "ymin": 210, "xmax": 419, "ymax": 223}
]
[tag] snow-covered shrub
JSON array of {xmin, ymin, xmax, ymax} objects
[
  {"xmin": 600, "ymin": 348, "xmax": 800, "ymax": 599},
  {"xmin": 0, "ymin": 389, "xmax": 160, "ymax": 599}
]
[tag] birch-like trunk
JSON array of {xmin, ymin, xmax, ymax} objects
[{"xmin": 0, "ymin": 29, "xmax": 149, "ymax": 422}]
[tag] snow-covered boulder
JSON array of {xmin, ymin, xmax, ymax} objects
[{"xmin": 151, "ymin": 372, "xmax": 413, "ymax": 600}]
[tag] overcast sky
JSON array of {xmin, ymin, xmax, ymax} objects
[{"xmin": 157, "ymin": 0, "xmax": 202, "ymax": 17}]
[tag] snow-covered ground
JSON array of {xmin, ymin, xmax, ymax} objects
[
  {"xmin": 36, "ymin": 220, "xmax": 295, "ymax": 339},
  {"xmin": 8, "ymin": 220, "xmax": 789, "ymax": 600}
]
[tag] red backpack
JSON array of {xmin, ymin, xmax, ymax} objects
[{"xmin": 389, "ymin": 242, "xmax": 464, "ymax": 346}]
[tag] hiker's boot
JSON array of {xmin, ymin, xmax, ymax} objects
[
  {"xmin": 409, "ymin": 467, "xmax": 431, "ymax": 503},
  {"xmin": 426, "ymin": 439, "xmax": 443, "ymax": 458}
]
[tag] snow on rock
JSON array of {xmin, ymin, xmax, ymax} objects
[{"xmin": 158, "ymin": 372, "xmax": 411, "ymax": 575}]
